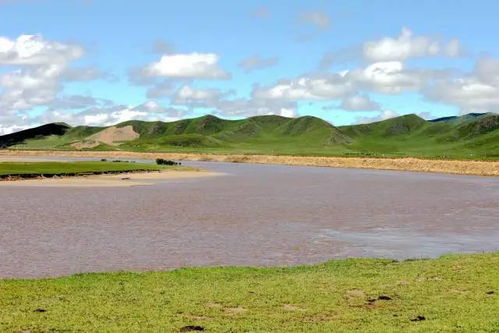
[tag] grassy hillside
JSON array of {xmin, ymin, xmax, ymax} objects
[
  {"xmin": 1, "ymin": 253, "xmax": 497, "ymax": 332},
  {"xmin": 2, "ymin": 113, "xmax": 498, "ymax": 159},
  {"xmin": 0, "ymin": 123, "xmax": 70, "ymax": 148},
  {"xmin": 339, "ymin": 113, "xmax": 499, "ymax": 159}
]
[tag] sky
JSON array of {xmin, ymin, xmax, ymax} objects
[{"xmin": 1, "ymin": 0, "xmax": 499, "ymax": 134}]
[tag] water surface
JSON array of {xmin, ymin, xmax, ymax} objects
[{"xmin": 1, "ymin": 160, "xmax": 498, "ymax": 278}]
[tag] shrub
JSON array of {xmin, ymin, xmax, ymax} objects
[{"xmin": 156, "ymin": 158, "xmax": 181, "ymax": 166}]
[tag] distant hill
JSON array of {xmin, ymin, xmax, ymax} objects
[
  {"xmin": 0, "ymin": 123, "xmax": 70, "ymax": 148},
  {"xmin": 1, "ymin": 113, "xmax": 498, "ymax": 159}
]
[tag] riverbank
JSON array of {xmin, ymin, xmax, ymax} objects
[
  {"xmin": 0, "ymin": 160, "xmax": 218, "ymax": 187},
  {"xmin": 1, "ymin": 150, "xmax": 498, "ymax": 176},
  {"xmin": 1, "ymin": 253, "xmax": 497, "ymax": 332}
]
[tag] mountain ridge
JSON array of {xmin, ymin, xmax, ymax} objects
[{"xmin": 1, "ymin": 113, "xmax": 498, "ymax": 159}]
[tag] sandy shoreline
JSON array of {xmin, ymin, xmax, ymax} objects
[
  {"xmin": 0, "ymin": 165, "xmax": 221, "ymax": 187},
  {"xmin": 1, "ymin": 149, "xmax": 498, "ymax": 176}
]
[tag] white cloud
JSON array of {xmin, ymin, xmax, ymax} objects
[
  {"xmin": 298, "ymin": 10, "xmax": 331, "ymax": 30},
  {"xmin": 212, "ymin": 97, "xmax": 297, "ymax": 118},
  {"xmin": 427, "ymin": 78, "xmax": 499, "ymax": 114},
  {"xmin": 143, "ymin": 52, "xmax": 230, "ymax": 79},
  {"xmin": 0, "ymin": 34, "xmax": 83, "ymax": 66},
  {"xmin": 252, "ymin": 61, "xmax": 443, "ymax": 104},
  {"xmin": 349, "ymin": 61, "xmax": 443, "ymax": 94},
  {"xmin": 0, "ymin": 34, "xmax": 106, "ymax": 118},
  {"xmin": 280, "ymin": 108, "xmax": 296, "ymax": 118},
  {"xmin": 253, "ymin": 74, "xmax": 354, "ymax": 101},
  {"xmin": 0, "ymin": 65, "xmax": 63, "ymax": 110},
  {"xmin": 174, "ymin": 85, "xmax": 223, "ymax": 101},
  {"xmin": 340, "ymin": 94, "xmax": 379, "ymax": 111},
  {"xmin": 474, "ymin": 57, "xmax": 499, "ymax": 86},
  {"xmin": 425, "ymin": 57, "xmax": 499, "ymax": 114},
  {"xmin": 363, "ymin": 28, "xmax": 462, "ymax": 62},
  {"xmin": 239, "ymin": 55, "xmax": 279, "ymax": 72},
  {"xmin": 78, "ymin": 105, "xmax": 187, "ymax": 126},
  {"xmin": 36, "ymin": 101, "xmax": 189, "ymax": 127}
]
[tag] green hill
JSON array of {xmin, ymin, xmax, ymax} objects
[
  {"xmin": 0, "ymin": 123, "xmax": 70, "ymax": 148},
  {"xmin": 2, "ymin": 113, "xmax": 498, "ymax": 159}
]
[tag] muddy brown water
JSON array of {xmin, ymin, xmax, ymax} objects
[{"xmin": 1, "ymin": 160, "xmax": 498, "ymax": 278}]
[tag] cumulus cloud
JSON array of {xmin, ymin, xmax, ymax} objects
[
  {"xmin": 340, "ymin": 94, "xmax": 379, "ymax": 111},
  {"xmin": 142, "ymin": 82, "xmax": 298, "ymax": 118},
  {"xmin": 0, "ymin": 34, "xmax": 106, "ymax": 119},
  {"xmin": 348, "ymin": 61, "xmax": 445, "ymax": 94},
  {"xmin": 171, "ymin": 85, "xmax": 226, "ymax": 106},
  {"xmin": 252, "ymin": 61, "xmax": 447, "ymax": 104},
  {"xmin": 425, "ymin": 57, "xmax": 499, "ymax": 114},
  {"xmin": 427, "ymin": 78, "xmax": 499, "ymax": 114},
  {"xmin": 474, "ymin": 57, "xmax": 499, "ymax": 86},
  {"xmin": 0, "ymin": 34, "xmax": 83, "ymax": 66},
  {"xmin": 298, "ymin": 10, "xmax": 331, "ymax": 30},
  {"xmin": 210, "ymin": 97, "xmax": 297, "ymax": 118},
  {"xmin": 363, "ymin": 28, "xmax": 462, "ymax": 62},
  {"xmin": 253, "ymin": 73, "xmax": 354, "ymax": 101},
  {"xmin": 35, "ymin": 101, "xmax": 189, "ymax": 128},
  {"xmin": 143, "ymin": 52, "xmax": 230, "ymax": 79},
  {"xmin": 239, "ymin": 55, "xmax": 279, "ymax": 72}
]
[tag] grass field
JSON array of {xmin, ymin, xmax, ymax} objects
[
  {"xmin": 0, "ymin": 161, "xmax": 166, "ymax": 178},
  {"xmin": 1, "ymin": 253, "xmax": 497, "ymax": 332}
]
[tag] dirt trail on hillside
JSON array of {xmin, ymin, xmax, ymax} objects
[{"xmin": 1, "ymin": 150, "xmax": 498, "ymax": 176}]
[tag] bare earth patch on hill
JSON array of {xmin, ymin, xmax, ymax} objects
[{"xmin": 86, "ymin": 125, "xmax": 140, "ymax": 146}]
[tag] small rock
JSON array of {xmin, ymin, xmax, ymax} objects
[
  {"xmin": 410, "ymin": 315, "xmax": 426, "ymax": 322},
  {"xmin": 486, "ymin": 290, "xmax": 495, "ymax": 295},
  {"xmin": 33, "ymin": 308, "xmax": 47, "ymax": 313},
  {"xmin": 378, "ymin": 295, "xmax": 392, "ymax": 300}
]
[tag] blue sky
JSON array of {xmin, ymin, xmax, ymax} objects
[{"xmin": 1, "ymin": 0, "xmax": 499, "ymax": 133}]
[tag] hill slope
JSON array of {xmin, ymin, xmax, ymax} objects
[
  {"xmin": 0, "ymin": 123, "xmax": 70, "ymax": 148},
  {"xmin": 1, "ymin": 113, "xmax": 498, "ymax": 159}
]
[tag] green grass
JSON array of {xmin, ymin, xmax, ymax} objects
[
  {"xmin": 0, "ymin": 161, "xmax": 165, "ymax": 177},
  {"xmin": 1, "ymin": 253, "xmax": 497, "ymax": 332}
]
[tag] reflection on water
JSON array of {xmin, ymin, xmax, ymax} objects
[
  {"xmin": 1, "ymin": 158, "xmax": 498, "ymax": 278},
  {"xmin": 314, "ymin": 227, "xmax": 499, "ymax": 259}
]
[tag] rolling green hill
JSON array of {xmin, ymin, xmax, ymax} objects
[{"xmin": 2, "ymin": 113, "xmax": 498, "ymax": 159}]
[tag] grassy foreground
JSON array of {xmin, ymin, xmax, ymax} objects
[
  {"xmin": 0, "ymin": 161, "xmax": 165, "ymax": 178},
  {"xmin": 1, "ymin": 254, "xmax": 497, "ymax": 332}
]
